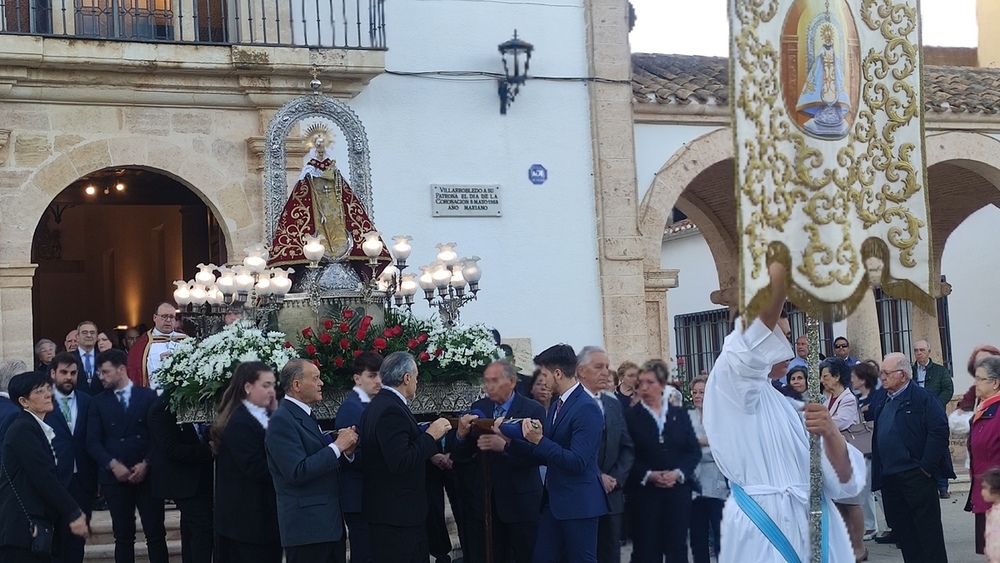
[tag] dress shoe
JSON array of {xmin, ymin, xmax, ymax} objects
[
  {"xmin": 862, "ymin": 529, "xmax": 877, "ymax": 541},
  {"xmin": 873, "ymin": 532, "xmax": 895, "ymax": 544},
  {"xmin": 939, "ymin": 490, "xmax": 950, "ymax": 499}
]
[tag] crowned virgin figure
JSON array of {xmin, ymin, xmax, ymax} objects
[
  {"xmin": 796, "ymin": 22, "xmax": 852, "ymax": 138},
  {"xmin": 268, "ymin": 126, "xmax": 390, "ymax": 279}
]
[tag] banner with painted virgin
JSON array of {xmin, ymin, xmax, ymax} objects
[{"xmin": 731, "ymin": 0, "xmax": 935, "ymax": 320}]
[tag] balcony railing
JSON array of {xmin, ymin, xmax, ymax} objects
[{"xmin": 0, "ymin": 0, "xmax": 385, "ymax": 47}]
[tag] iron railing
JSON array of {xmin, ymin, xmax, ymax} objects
[
  {"xmin": 0, "ymin": 0, "xmax": 385, "ymax": 47},
  {"xmin": 674, "ymin": 307, "xmax": 731, "ymax": 378},
  {"xmin": 874, "ymin": 279, "xmax": 952, "ymax": 374}
]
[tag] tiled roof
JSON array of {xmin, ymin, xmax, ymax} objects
[
  {"xmin": 632, "ymin": 53, "xmax": 1000, "ymax": 114},
  {"xmin": 662, "ymin": 219, "xmax": 699, "ymax": 238}
]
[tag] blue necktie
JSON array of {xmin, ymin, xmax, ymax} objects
[
  {"xmin": 493, "ymin": 404, "xmax": 505, "ymax": 418},
  {"xmin": 83, "ymin": 352, "xmax": 93, "ymax": 379},
  {"xmin": 116, "ymin": 390, "xmax": 127, "ymax": 410}
]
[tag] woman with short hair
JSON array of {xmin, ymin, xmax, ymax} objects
[
  {"xmin": 615, "ymin": 361, "xmax": 640, "ymax": 409},
  {"xmin": 967, "ymin": 354, "xmax": 1000, "ymax": 556},
  {"xmin": 33, "ymin": 340, "xmax": 56, "ymax": 372},
  {"xmin": 687, "ymin": 376, "xmax": 728, "ymax": 563}
]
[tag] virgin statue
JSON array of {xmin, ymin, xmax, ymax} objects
[
  {"xmin": 268, "ymin": 126, "xmax": 390, "ymax": 279},
  {"xmin": 796, "ymin": 22, "xmax": 852, "ymax": 138}
]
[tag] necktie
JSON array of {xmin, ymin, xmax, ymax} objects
[
  {"xmin": 83, "ymin": 353, "xmax": 93, "ymax": 379},
  {"xmin": 553, "ymin": 398, "xmax": 563, "ymax": 422},
  {"xmin": 116, "ymin": 390, "xmax": 127, "ymax": 410},
  {"xmin": 493, "ymin": 404, "xmax": 505, "ymax": 418},
  {"xmin": 61, "ymin": 397, "xmax": 72, "ymax": 425}
]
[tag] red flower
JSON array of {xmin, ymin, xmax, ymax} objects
[
  {"xmin": 391, "ymin": 325, "xmax": 403, "ymax": 336},
  {"xmin": 343, "ymin": 309, "xmax": 355, "ymax": 319},
  {"xmin": 356, "ymin": 329, "xmax": 367, "ymax": 341},
  {"xmin": 353, "ymin": 350, "xmax": 364, "ymax": 358},
  {"xmin": 419, "ymin": 351, "xmax": 431, "ymax": 362},
  {"xmin": 374, "ymin": 338, "xmax": 387, "ymax": 350},
  {"xmin": 323, "ymin": 319, "xmax": 334, "ymax": 330},
  {"xmin": 311, "ymin": 359, "xmax": 321, "ymax": 368},
  {"xmin": 417, "ymin": 333, "xmax": 428, "ymax": 344},
  {"xmin": 339, "ymin": 322, "xmax": 349, "ymax": 333},
  {"xmin": 383, "ymin": 328, "xmax": 394, "ymax": 338},
  {"xmin": 339, "ymin": 338, "xmax": 350, "ymax": 349},
  {"xmin": 676, "ymin": 357, "xmax": 685, "ymax": 366},
  {"xmin": 333, "ymin": 357, "xmax": 345, "ymax": 368},
  {"xmin": 284, "ymin": 341, "xmax": 293, "ymax": 348},
  {"xmin": 361, "ymin": 316, "xmax": 373, "ymax": 330},
  {"xmin": 407, "ymin": 338, "xmax": 419, "ymax": 349},
  {"xmin": 305, "ymin": 344, "xmax": 317, "ymax": 355},
  {"xmin": 319, "ymin": 332, "xmax": 332, "ymax": 344},
  {"xmin": 434, "ymin": 348, "xmax": 443, "ymax": 357},
  {"xmin": 301, "ymin": 326, "xmax": 314, "ymax": 338}
]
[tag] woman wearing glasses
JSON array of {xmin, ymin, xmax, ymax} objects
[{"xmin": 967, "ymin": 355, "xmax": 1000, "ymax": 556}]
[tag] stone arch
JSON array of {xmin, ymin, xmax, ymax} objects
[{"xmin": 4, "ymin": 137, "xmax": 255, "ymax": 263}]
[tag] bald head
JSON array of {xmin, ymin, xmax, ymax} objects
[{"xmin": 913, "ymin": 339, "xmax": 931, "ymax": 367}]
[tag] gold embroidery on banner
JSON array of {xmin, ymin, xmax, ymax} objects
[{"xmin": 734, "ymin": 0, "xmax": 932, "ymax": 321}]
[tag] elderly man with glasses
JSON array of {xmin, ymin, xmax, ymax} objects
[
  {"xmin": 870, "ymin": 352, "xmax": 953, "ymax": 562},
  {"xmin": 127, "ymin": 302, "xmax": 188, "ymax": 390}
]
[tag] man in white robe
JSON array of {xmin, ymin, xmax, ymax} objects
[{"xmin": 703, "ymin": 263, "xmax": 867, "ymax": 562}]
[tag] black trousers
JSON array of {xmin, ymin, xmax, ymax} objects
[
  {"xmin": 630, "ymin": 485, "xmax": 691, "ymax": 563},
  {"xmin": 103, "ymin": 480, "xmax": 168, "ymax": 563},
  {"xmin": 217, "ymin": 535, "xmax": 282, "ymax": 563},
  {"xmin": 53, "ymin": 475, "xmax": 94, "ymax": 563},
  {"xmin": 285, "ymin": 540, "xmax": 346, "ymax": 563},
  {"xmin": 689, "ymin": 496, "xmax": 723, "ymax": 563},
  {"xmin": 881, "ymin": 468, "xmax": 947, "ymax": 563},
  {"xmin": 369, "ymin": 524, "xmax": 427, "ymax": 563},
  {"xmin": 0, "ymin": 546, "xmax": 50, "ymax": 563},
  {"xmin": 467, "ymin": 515, "xmax": 538, "ymax": 563},
  {"xmin": 596, "ymin": 512, "xmax": 622, "ymax": 563},
  {"xmin": 344, "ymin": 512, "xmax": 372, "ymax": 563},
  {"xmin": 175, "ymin": 491, "xmax": 214, "ymax": 563},
  {"xmin": 426, "ymin": 464, "xmax": 453, "ymax": 562}
]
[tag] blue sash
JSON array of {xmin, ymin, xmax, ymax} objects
[{"xmin": 730, "ymin": 483, "xmax": 829, "ymax": 563}]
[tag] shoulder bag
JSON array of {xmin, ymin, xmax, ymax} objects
[
  {"xmin": 839, "ymin": 395, "xmax": 873, "ymax": 457},
  {"xmin": 2, "ymin": 456, "xmax": 55, "ymax": 554}
]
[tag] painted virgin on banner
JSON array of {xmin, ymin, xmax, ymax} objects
[{"xmin": 731, "ymin": 0, "xmax": 934, "ymax": 321}]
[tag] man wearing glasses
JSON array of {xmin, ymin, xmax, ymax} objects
[
  {"xmin": 870, "ymin": 353, "xmax": 952, "ymax": 561},
  {"xmin": 832, "ymin": 337, "xmax": 858, "ymax": 367},
  {"xmin": 127, "ymin": 302, "xmax": 188, "ymax": 391}
]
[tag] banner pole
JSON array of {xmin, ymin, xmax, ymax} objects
[{"xmin": 806, "ymin": 314, "xmax": 823, "ymax": 563}]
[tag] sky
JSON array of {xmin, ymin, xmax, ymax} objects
[{"xmin": 629, "ymin": 0, "xmax": 979, "ymax": 55}]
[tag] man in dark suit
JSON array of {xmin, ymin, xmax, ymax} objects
[
  {"xmin": 44, "ymin": 352, "xmax": 98, "ymax": 563},
  {"xmin": 455, "ymin": 360, "xmax": 545, "ymax": 563},
  {"xmin": 73, "ymin": 321, "xmax": 104, "ymax": 396},
  {"xmin": 265, "ymin": 358, "xmax": 358, "ymax": 563},
  {"xmin": 576, "ymin": 346, "xmax": 634, "ymax": 563},
  {"xmin": 872, "ymin": 352, "xmax": 953, "ymax": 562},
  {"xmin": 0, "ymin": 360, "xmax": 22, "ymax": 447},
  {"xmin": 507, "ymin": 344, "xmax": 608, "ymax": 563},
  {"xmin": 911, "ymin": 338, "xmax": 955, "ymax": 498},
  {"xmin": 86, "ymin": 349, "xmax": 168, "ymax": 563},
  {"xmin": 334, "ymin": 351, "xmax": 382, "ymax": 563},
  {"xmin": 148, "ymin": 394, "xmax": 215, "ymax": 563},
  {"xmin": 360, "ymin": 351, "xmax": 452, "ymax": 563}
]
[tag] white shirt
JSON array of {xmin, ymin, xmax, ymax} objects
[
  {"xmin": 282, "ymin": 396, "xmax": 344, "ymax": 458},
  {"xmin": 53, "ymin": 388, "xmax": 78, "ymax": 433},
  {"xmin": 146, "ymin": 329, "xmax": 184, "ymax": 390},
  {"xmin": 385, "ymin": 386, "xmax": 409, "ymax": 405},
  {"xmin": 242, "ymin": 400, "xmax": 269, "ymax": 429},
  {"xmin": 114, "ymin": 381, "xmax": 134, "ymax": 409},
  {"xmin": 28, "ymin": 410, "xmax": 56, "ymax": 447},
  {"xmin": 78, "ymin": 347, "xmax": 97, "ymax": 377},
  {"xmin": 584, "ymin": 386, "xmax": 605, "ymax": 416},
  {"xmin": 703, "ymin": 318, "xmax": 866, "ymax": 563},
  {"xmin": 352, "ymin": 386, "xmax": 372, "ymax": 404},
  {"xmin": 553, "ymin": 382, "xmax": 581, "ymax": 423}
]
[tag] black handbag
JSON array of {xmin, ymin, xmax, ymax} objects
[{"xmin": 2, "ymin": 458, "xmax": 55, "ymax": 554}]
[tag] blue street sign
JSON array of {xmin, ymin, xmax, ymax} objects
[{"xmin": 528, "ymin": 164, "xmax": 548, "ymax": 185}]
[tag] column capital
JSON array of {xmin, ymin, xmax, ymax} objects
[
  {"xmin": 710, "ymin": 286, "xmax": 737, "ymax": 308},
  {"xmin": 643, "ymin": 268, "xmax": 679, "ymax": 293},
  {"xmin": 0, "ymin": 263, "xmax": 37, "ymax": 288}
]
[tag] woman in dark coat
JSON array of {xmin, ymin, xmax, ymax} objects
[
  {"xmin": 0, "ymin": 371, "xmax": 87, "ymax": 562},
  {"xmin": 211, "ymin": 361, "xmax": 282, "ymax": 563}
]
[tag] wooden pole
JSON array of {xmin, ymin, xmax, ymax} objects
[
  {"xmin": 806, "ymin": 315, "xmax": 822, "ymax": 563},
  {"xmin": 483, "ymin": 451, "xmax": 493, "ymax": 563}
]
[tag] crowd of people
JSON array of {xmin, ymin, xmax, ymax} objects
[{"xmin": 0, "ymin": 272, "xmax": 997, "ymax": 563}]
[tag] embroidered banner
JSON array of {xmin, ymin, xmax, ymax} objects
[{"xmin": 731, "ymin": 0, "xmax": 934, "ymax": 321}]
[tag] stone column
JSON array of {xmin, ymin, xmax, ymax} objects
[
  {"xmin": 846, "ymin": 288, "xmax": 882, "ymax": 362},
  {"xmin": 0, "ymin": 263, "xmax": 38, "ymax": 366},
  {"xmin": 643, "ymin": 269, "xmax": 679, "ymax": 361},
  {"xmin": 584, "ymin": 0, "xmax": 649, "ymax": 364}
]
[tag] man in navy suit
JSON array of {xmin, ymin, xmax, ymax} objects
[
  {"xmin": 266, "ymin": 358, "xmax": 358, "ymax": 563},
  {"xmin": 0, "ymin": 360, "xmax": 22, "ymax": 447},
  {"xmin": 456, "ymin": 360, "xmax": 545, "ymax": 563},
  {"xmin": 507, "ymin": 344, "xmax": 608, "ymax": 563},
  {"xmin": 87, "ymin": 348, "xmax": 168, "ymax": 563},
  {"xmin": 73, "ymin": 321, "xmax": 105, "ymax": 396},
  {"xmin": 334, "ymin": 351, "xmax": 382, "ymax": 563},
  {"xmin": 45, "ymin": 352, "xmax": 98, "ymax": 563}
]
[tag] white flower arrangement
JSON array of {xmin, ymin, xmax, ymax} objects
[
  {"xmin": 159, "ymin": 320, "xmax": 297, "ymax": 411},
  {"xmin": 425, "ymin": 321, "xmax": 502, "ymax": 372}
]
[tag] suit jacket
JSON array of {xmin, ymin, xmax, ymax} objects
[
  {"xmin": 623, "ymin": 401, "xmax": 701, "ymax": 493},
  {"xmin": 360, "ymin": 388, "xmax": 439, "ymax": 527},
  {"xmin": 44, "ymin": 391, "xmax": 98, "ymax": 496},
  {"xmin": 334, "ymin": 388, "xmax": 367, "ymax": 514},
  {"xmin": 870, "ymin": 383, "xmax": 955, "ymax": 491},
  {"xmin": 148, "ymin": 395, "xmax": 213, "ymax": 500},
  {"xmin": 597, "ymin": 393, "xmax": 635, "ymax": 515},
  {"xmin": 0, "ymin": 412, "xmax": 82, "ymax": 549},
  {"xmin": 507, "ymin": 383, "xmax": 608, "ymax": 520},
  {"xmin": 216, "ymin": 403, "xmax": 280, "ymax": 545},
  {"xmin": 0, "ymin": 396, "xmax": 19, "ymax": 448},
  {"xmin": 86, "ymin": 385, "xmax": 158, "ymax": 485},
  {"xmin": 455, "ymin": 392, "xmax": 545, "ymax": 523},
  {"xmin": 72, "ymin": 349, "xmax": 105, "ymax": 396},
  {"xmin": 913, "ymin": 360, "xmax": 955, "ymax": 407},
  {"xmin": 265, "ymin": 398, "xmax": 345, "ymax": 547}
]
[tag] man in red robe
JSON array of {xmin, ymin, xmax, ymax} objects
[{"xmin": 127, "ymin": 302, "xmax": 187, "ymax": 390}]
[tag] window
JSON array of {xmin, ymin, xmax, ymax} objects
[
  {"xmin": 874, "ymin": 279, "xmax": 952, "ymax": 375},
  {"xmin": 75, "ymin": 0, "xmax": 173, "ymax": 40},
  {"xmin": 673, "ymin": 307, "xmax": 730, "ymax": 379}
]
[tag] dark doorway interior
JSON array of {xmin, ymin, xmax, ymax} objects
[{"xmin": 32, "ymin": 166, "xmax": 227, "ymax": 349}]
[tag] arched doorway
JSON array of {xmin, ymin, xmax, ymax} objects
[{"xmin": 31, "ymin": 166, "xmax": 227, "ymax": 348}]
